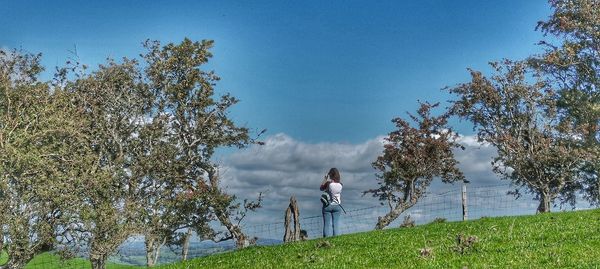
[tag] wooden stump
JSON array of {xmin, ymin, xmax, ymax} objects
[{"xmin": 283, "ymin": 196, "xmax": 302, "ymax": 242}]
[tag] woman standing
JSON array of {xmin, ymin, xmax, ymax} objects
[{"xmin": 320, "ymin": 168, "xmax": 343, "ymax": 237}]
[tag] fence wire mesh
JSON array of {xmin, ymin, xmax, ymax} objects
[
  {"xmin": 1, "ymin": 183, "xmax": 594, "ymax": 268},
  {"xmin": 242, "ymin": 183, "xmax": 591, "ymax": 242}
]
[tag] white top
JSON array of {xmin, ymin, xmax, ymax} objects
[{"xmin": 328, "ymin": 182, "xmax": 343, "ymax": 205}]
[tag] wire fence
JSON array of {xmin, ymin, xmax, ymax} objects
[
  {"xmin": 2, "ymin": 183, "xmax": 595, "ymax": 268},
  {"xmin": 242, "ymin": 182, "xmax": 593, "ymax": 241}
]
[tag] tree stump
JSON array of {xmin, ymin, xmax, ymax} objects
[{"xmin": 283, "ymin": 196, "xmax": 302, "ymax": 242}]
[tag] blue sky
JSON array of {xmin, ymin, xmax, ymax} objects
[
  {"xmin": 1, "ymin": 0, "xmax": 551, "ymax": 143},
  {"xmin": 2, "ymin": 1, "xmax": 566, "ymax": 228}
]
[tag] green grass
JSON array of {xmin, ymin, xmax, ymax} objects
[
  {"xmin": 158, "ymin": 209, "xmax": 600, "ymax": 269},
  {"xmin": 0, "ymin": 252, "xmax": 142, "ymax": 269},
  {"xmin": 3, "ymin": 209, "xmax": 600, "ymax": 268},
  {"xmin": 0, "ymin": 251, "xmax": 7, "ymax": 264}
]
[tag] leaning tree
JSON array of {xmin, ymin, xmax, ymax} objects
[
  {"xmin": 141, "ymin": 39, "xmax": 263, "ymax": 250},
  {"xmin": 65, "ymin": 57, "xmax": 152, "ymax": 269},
  {"xmin": 56, "ymin": 39, "xmax": 263, "ymax": 269},
  {"xmin": 365, "ymin": 102, "xmax": 464, "ymax": 229},
  {"xmin": 0, "ymin": 50, "xmax": 86, "ymax": 269},
  {"xmin": 448, "ymin": 60, "xmax": 589, "ymax": 212}
]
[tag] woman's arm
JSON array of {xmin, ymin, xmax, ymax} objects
[{"xmin": 320, "ymin": 176, "xmax": 330, "ymax": 191}]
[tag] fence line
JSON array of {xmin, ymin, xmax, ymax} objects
[
  {"xmin": 2, "ymin": 183, "xmax": 595, "ymax": 268},
  {"xmin": 242, "ymin": 182, "xmax": 591, "ymax": 241}
]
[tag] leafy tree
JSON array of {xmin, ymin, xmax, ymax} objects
[
  {"xmin": 65, "ymin": 58, "xmax": 151, "ymax": 269},
  {"xmin": 531, "ymin": 0, "xmax": 600, "ymax": 204},
  {"xmin": 448, "ymin": 60, "xmax": 589, "ymax": 212},
  {"xmin": 0, "ymin": 50, "xmax": 85, "ymax": 269},
  {"xmin": 56, "ymin": 38, "xmax": 262, "ymax": 269},
  {"xmin": 141, "ymin": 38, "xmax": 263, "ymax": 250},
  {"xmin": 365, "ymin": 102, "xmax": 464, "ymax": 229},
  {"xmin": 131, "ymin": 116, "xmax": 214, "ymax": 267}
]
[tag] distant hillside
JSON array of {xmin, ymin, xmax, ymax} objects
[
  {"xmin": 113, "ymin": 238, "xmax": 283, "ymax": 266},
  {"xmin": 162, "ymin": 209, "xmax": 600, "ymax": 268}
]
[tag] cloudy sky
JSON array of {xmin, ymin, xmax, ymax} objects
[
  {"xmin": 2, "ymin": 1, "xmax": 560, "ymax": 229},
  {"xmin": 219, "ymin": 133, "xmax": 507, "ymax": 227}
]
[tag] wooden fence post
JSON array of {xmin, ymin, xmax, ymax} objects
[
  {"xmin": 462, "ymin": 182, "xmax": 468, "ymax": 221},
  {"xmin": 283, "ymin": 196, "xmax": 301, "ymax": 242}
]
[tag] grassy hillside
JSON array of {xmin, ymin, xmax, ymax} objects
[
  {"xmin": 0, "ymin": 252, "xmax": 139, "ymax": 269},
  {"xmin": 0, "ymin": 251, "xmax": 6, "ymax": 265},
  {"xmin": 161, "ymin": 209, "xmax": 600, "ymax": 269},
  {"xmin": 2, "ymin": 209, "xmax": 599, "ymax": 268}
]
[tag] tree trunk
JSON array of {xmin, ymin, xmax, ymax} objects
[
  {"xmin": 207, "ymin": 170, "xmax": 251, "ymax": 248},
  {"xmin": 375, "ymin": 201, "xmax": 415, "ymax": 230},
  {"xmin": 181, "ymin": 229, "xmax": 192, "ymax": 261},
  {"xmin": 537, "ymin": 192, "xmax": 551, "ymax": 213},
  {"xmin": 145, "ymin": 238, "xmax": 156, "ymax": 267},
  {"xmin": 145, "ymin": 236, "xmax": 167, "ymax": 267},
  {"xmin": 213, "ymin": 207, "xmax": 248, "ymax": 248},
  {"xmin": 283, "ymin": 196, "xmax": 301, "ymax": 243},
  {"xmin": 90, "ymin": 253, "xmax": 108, "ymax": 269}
]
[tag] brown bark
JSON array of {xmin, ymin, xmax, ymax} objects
[
  {"xmin": 283, "ymin": 196, "xmax": 301, "ymax": 242},
  {"xmin": 90, "ymin": 253, "xmax": 108, "ymax": 269},
  {"xmin": 208, "ymin": 170, "xmax": 250, "ymax": 249},
  {"xmin": 537, "ymin": 192, "xmax": 552, "ymax": 213},
  {"xmin": 292, "ymin": 197, "xmax": 300, "ymax": 240},
  {"xmin": 214, "ymin": 208, "xmax": 248, "ymax": 248},
  {"xmin": 375, "ymin": 200, "xmax": 416, "ymax": 230},
  {"xmin": 145, "ymin": 236, "xmax": 166, "ymax": 267},
  {"xmin": 283, "ymin": 207, "xmax": 292, "ymax": 242},
  {"xmin": 145, "ymin": 244, "xmax": 155, "ymax": 267},
  {"xmin": 88, "ymin": 228, "xmax": 129, "ymax": 269}
]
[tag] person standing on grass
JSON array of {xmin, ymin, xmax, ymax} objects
[{"xmin": 320, "ymin": 167, "xmax": 343, "ymax": 237}]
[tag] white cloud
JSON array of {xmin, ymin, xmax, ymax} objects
[
  {"xmin": 220, "ymin": 133, "xmax": 510, "ymax": 230},
  {"xmin": 213, "ymin": 132, "xmax": 596, "ymax": 241},
  {"xmin": 221, "ymin": 133, "xmax": 386, "ymax": 227},
  {"xmin": 455, "ymin": 134, "xmax": 502, "ymax": 185}
]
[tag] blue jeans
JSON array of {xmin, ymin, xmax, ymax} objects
[{"xmin": 322, "ymin": 204, "xmax": 342, "ymax": 237}]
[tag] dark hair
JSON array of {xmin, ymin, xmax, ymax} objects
[{"xmin": 328, "ymin": 168, "xmax": 341, "ymax": 183}]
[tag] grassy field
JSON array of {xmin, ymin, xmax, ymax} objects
[
  {"xmin": 0, "ymin": 252, "xmax": 140, "ymax": 269},
  {"xmin": 163, "ymin": 209, "xmax": 600, "ymax": 269},
  {"xmin": 2, "ymin": 209, "xmax": 600, "ymax": 268},
  {"xmin": 0, "ymin": 251, "xmax": 6, "ymax": 265}
]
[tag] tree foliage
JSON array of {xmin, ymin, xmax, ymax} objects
[
  {"xmin": 531, "ymin": 0, "xmax": 600, "ymax": 204},
  {"xmin": 0, "ymin": 50, "xmax": 86, "ymax": 269},
  {"xmin": 64, "ymin": 39, "xmax": 261, "ymax": 269},
  {"xmin": 0, "ymin": 38, "xmax": 262, "ymax": 269},
  {"xmin": 65, "ymin": 57, "xmax": 151, "ymax": 269},
  {"xmin": 138, "ymin": 38, "xmax": 262, "ymax": 265},
  {"xmin": 365, "ymin": 102, "xmax": 464, "ymax": 229},
  {"xmin": 448, "ymin": 60, "xmax": 589, "ymax": 212}
]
